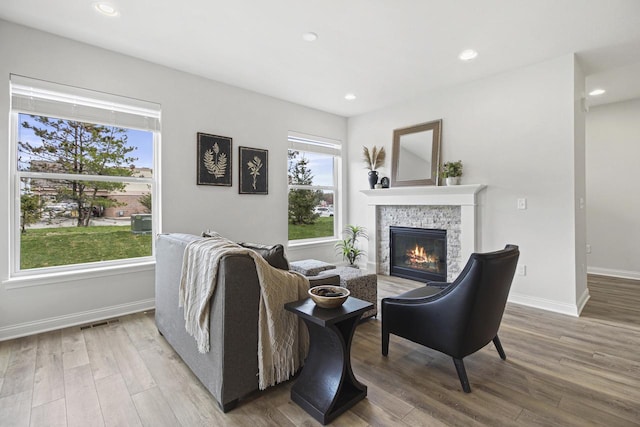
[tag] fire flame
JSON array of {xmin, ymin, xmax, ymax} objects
[{"xmin": 406, "ymin": 244, "xmax": 439, "ymax": 266}]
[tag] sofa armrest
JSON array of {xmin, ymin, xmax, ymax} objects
[{"xmin": 307, "ymin": 272, "xmax": 340, "ymax": 287}]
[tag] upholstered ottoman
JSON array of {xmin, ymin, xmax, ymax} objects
[
  {"xmin": 290, "ymin": 259, "xmax": 336, "ymax": 276},
  {"xmin": 326, "ymin": 267, "xmax": 378, "ymax": 319}
]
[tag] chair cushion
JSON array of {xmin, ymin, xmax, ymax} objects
[
  {"xmin": 396, "ymin": 285, "xmax": 443, "ymax": 299},
  {"xmin": 238, "ymin": 242, "xmax": 290, "ymax": 271},
  {"xmin": 426, "ymin": 281, "xmax": 451, "ymax": 289}
]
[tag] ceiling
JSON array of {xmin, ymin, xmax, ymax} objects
[{"xmin": 1, "ymin": 0, "xmax": 640, "ymax": 116}]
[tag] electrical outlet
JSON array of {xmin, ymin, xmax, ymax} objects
[
  {"xmin": 517, "ymin": 265, "xmax": 527, "ymax": 276},
  {"xmin": 586, "ymin": 244, "xmax": 591, "ymax": 254},
  {"xmin": 517, "ymin": 198, "xmax": 527, "ymax": 210}
]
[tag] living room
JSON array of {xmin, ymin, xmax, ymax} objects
[{"xmin": 0, "ymin": 1, "xmax": 639, "ymax": 425}]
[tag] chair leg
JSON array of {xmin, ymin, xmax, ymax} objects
[
  {"xmin": 382, "ymin": 328, "xmax": 389, "ymax": 356},
  {"xmin": 493, "ymin": 335, "xmax": 507, "ymax": 360},
  {"xmin": 453, "ymin": 358, "xmax": 471, "ymax": 393}
]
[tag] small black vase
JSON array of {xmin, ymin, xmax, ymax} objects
[{"xmin": 367, "ymin": 170, "xmax": 379, "ymax": 189}]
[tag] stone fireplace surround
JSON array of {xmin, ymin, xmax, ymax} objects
[
  {"xmin": 384, "ymin": 208, "xmax": 460, "ymax": 281},
  {"xmin": 360, "ymin": 184, "xmax": 486, "ymax": 282}
]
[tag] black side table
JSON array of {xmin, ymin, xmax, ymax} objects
[{"xmin": 284, "ymin": 297, "xmax": 373, "ymax": 425}]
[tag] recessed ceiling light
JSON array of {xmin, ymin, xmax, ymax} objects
[
  {"xmin": 589, "ymin": 88, "xmax": 606, "ymax": 96},
  {"xmin": 94, "ymin": 2, "xmax": 118, "ymax": 17},
  {"xmin": 344, "ymin": 93, "xmax": 356, "ymax": 101},
  {"xmin": 302, "ymin": 32, "xmax": 318, "ymax": 42},
  {"xmin": 458, "ymin": 49, "xmax": 478, "ymax": 61}
]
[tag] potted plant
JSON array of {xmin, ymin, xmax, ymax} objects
[
  {"xmin": 363, "ymin": 146, "xmax": 386, "ymax": 189},
  {"xmin": 335, "ymin": 225, "xmax": 368, "ymax": 267},
  {"xmin": 441, "ymin": 160, "xmax": 463, "ymax": 185}
]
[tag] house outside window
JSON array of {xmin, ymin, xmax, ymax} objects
[
  {"xmin": 9, "ymin": 75, "xmax": 161, "ymax": 277},
  {"xmin": 288, "ymin": 132, "xmax": 341, "ymax": 243}
]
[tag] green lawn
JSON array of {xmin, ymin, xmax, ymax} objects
[
  {"xmin": 21, "ymin": 219, "xmax": 330, "ymax": 270},
  {"xmin": 21, "ymin": 225, "xmax": 152, "ymax": 270},
  {"xmin": 288, "ymin": 217, "xmax": 335, "ymax": 240}
]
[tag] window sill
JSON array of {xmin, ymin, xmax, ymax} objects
[
  {"xmin": 2, "ymin": 259, "xmax": 155, "ymax": 289},
  {"xmin": 288, "ymin": 238, "xmax": 339, "ymax": 250}
]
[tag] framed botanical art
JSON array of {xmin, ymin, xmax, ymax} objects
[
  {"xmin": 197, "ymin": 132, "xmax": 232, "ymax": 186},
  {"xmin": 239, "ymin": 146, "xmax": 268, "ymax": 194}
]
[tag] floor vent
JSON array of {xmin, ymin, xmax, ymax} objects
[
  {"xmin": 80, "ymin": 318, "xmax": 120, "ymax": 330},
  {"xmin": 92, "ymin": 321, "xmax": 109, "ymax": 328}
]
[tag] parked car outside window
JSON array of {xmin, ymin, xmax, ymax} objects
[{"xmin": 314, "ymin": 206, "xmax": 334, "ymax": 217}]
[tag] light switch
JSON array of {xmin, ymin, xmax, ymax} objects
[
  {"xmin": 517, "ymin": 198, "xmax": 527, "ymax": 210},
  {"xmin": 517, "ymin": 265, "xmax": 527, "ymax": 276}
]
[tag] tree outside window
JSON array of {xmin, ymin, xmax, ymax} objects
[
  {"xmin": 19, "ymin": 116, "xmax": 137, "ymax": 227},
  {"xmin": 288, "ymin": 150, "xmax": 321, "ymax": 225}
]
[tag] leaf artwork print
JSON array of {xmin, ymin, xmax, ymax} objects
[
  {"xmin": 247, "ymin": 156, "xmax": 263, "ymax": 190},
  {"xmin": 203, "ymin": 142, "xmax": 227, "ymax": 179}
]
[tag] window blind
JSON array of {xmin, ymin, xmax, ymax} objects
[
  {"xmin": 288, "ymin": 131, "xmax": 341, "ymax": 156},
  {"xmin": 10, "ymin": 74, "xmax": 161, "ymax": 132}
]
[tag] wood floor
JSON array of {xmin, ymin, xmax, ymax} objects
[{"xmin": 1, "ymin": 274, "xmax": 639, "ymax": 426}]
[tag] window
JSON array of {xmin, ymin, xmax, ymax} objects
[
  {"xmin": 288, "ymin": 132, "xmax": 341, "ymax": 243},
  {"xmin": 9, "ymin": 75, "xmax": 161, "ymax": 276}
]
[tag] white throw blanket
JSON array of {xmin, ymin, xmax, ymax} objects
[{"xmin": 179, "ymin": 235, "xmax": 309, "ymax": 389}]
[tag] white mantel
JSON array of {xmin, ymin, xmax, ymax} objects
[{"xmin": 360, "ymin": 184, "xmax": 486, "ymax": 274}]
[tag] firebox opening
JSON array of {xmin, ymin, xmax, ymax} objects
[{"xmin": 390, "ymin": 226, "xmax": 446, "ymax": 282}]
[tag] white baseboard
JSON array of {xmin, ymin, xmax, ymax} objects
[
  {"xmin": 0, "ymin": 298, "xmax": 155, "ymax": 341},
  {"xmin": 576, "ymin": 288, "xmax": 591, "ymax": 315},
  {"xmin": 366, "ymin": 261, "xmax": 378, "ymax": 273},
  {"xmin": 508, "ymin": 293, "xmax": 580, "ymax": 317},
  {"xmin": 587, "ymin": 267, "xmax": 640, "ymax": 281}
]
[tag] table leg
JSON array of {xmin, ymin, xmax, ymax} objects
[{"xmin": 291, "ymin": 315, "xmax": 367, "ymax": 425}]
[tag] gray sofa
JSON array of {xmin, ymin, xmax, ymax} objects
[{"xmin": 154, "ymin": 233, "xmax": 339, "ymax": 412}]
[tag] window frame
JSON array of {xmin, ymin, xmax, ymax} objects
[
  {"xmin": 8, "ymin": 76, "xmax": 161, "ymax": 280},
  {"xmin": 287, "ymin": 132, "xmax": 342, "ymax": 246}
]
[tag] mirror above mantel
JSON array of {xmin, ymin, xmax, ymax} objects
[{"xmin": 391, "ymin": 119, "xmax": 442, "ymax": 187}]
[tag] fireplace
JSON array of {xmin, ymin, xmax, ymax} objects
[{"xmin": 390, "ymin": 226, "xmax": 447, "ymax": 282}]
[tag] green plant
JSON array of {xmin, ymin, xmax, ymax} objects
[
  {"xmin": 362, "ymin": 146, "xmax": 386, "ymax": 170},
  {"xmin": 335, "ymin": 225, "xmax": 368, "ymax": 266},
  {"xmin": 139, "ymin": 192, "xmax": 152, "ymax": 213},
  {"xmin": 20, "ymin": 192, "xmax": 44, "ymax": 233},
  {"xmin": 441, "ymin": 160, "xmax": 463, "ymax": 178}
]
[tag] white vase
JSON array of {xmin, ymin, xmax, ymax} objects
[{"xmin": 446, "ymin": 177, "xmax": 461, "ymax": 186}]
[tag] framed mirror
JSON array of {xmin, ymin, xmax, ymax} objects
[{"xmin": 391, "ymin": 119, "xmax": 442, "ymax": 187}]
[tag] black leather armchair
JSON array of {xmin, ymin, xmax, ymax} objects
[{"xmin": 381, "ymin": 244, "xmax": 520, "ymax": 392}]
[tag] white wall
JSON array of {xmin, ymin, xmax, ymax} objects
[
  {"xmin": 586, "ymin": 98, "xmax": 640, "ymax": 279},
  {"xmin": 347, "ymin": 55, "xmax": 587, "ymax": 315},
  {"xmin": 0, "ymin": 20, "xmax": 346, "ymax": 339},
  {"xmin": 573, "ymin": 58, "xmax": 589, "ymax": 310}
]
